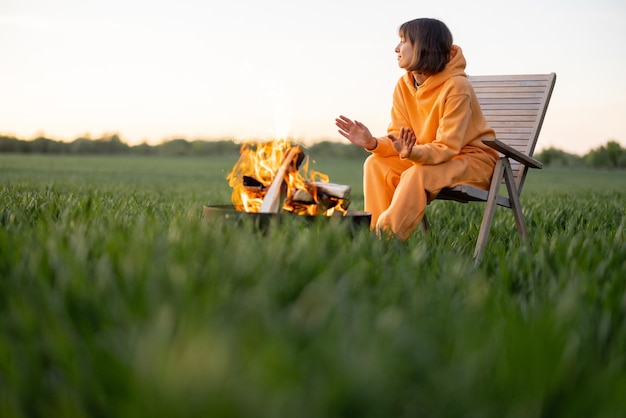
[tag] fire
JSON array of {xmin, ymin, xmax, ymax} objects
[{"xmin": 226, "ymin": 139, "xmax": 350, "ymax": 216}]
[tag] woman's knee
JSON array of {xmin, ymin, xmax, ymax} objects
[
  {"xmin": 363, "ymin": 154, "xmax": 384, "ymax": 173},
  {"xmin": 364, "ymin": 154, "xmax": 411, "ymax": 178},
  {"xmin": 364, "ymin": 154, "xmax": 392, "ymax": 185}
]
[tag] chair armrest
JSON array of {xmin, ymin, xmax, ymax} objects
[{"xmin": 482, "ymin": 138, "xmax": 543, "ymax": 169}]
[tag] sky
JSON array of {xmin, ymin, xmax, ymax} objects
[{"xmin": 1, "ymin": 0, "xmax": 625, "ymax": 154}]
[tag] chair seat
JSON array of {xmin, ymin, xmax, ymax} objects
[{"xmin": 437, "ymin": 185, "xmax": 512, "ymax": 208}]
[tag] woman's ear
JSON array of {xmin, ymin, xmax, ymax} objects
[{"xmin": 448, "ymin": 46, "xmax": 457, "ymax": 61}]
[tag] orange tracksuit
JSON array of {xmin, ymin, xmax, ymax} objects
[{"xmin": 365, "ymin": 45, "xmax": 498, "ymax": 240}]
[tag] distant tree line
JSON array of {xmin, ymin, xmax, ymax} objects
[
  {"xmin": 1, "ymin": 134, "xmax": 624, "ymax": 168},
  {"xmin": 0, "ymin": 134, "xmax": 242, "ymax": 157},
  {"xmin": 0, "ymin": 134, "xmax": 369, "ymax": 160},
  {"xmin": 534, "ymin": 140, "xmax": 626, "ymax": 169}
]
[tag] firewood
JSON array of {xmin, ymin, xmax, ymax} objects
[
  {"xmin": 292, "ymin": 189, "xmax": 314, "ymax": 203},
  {"xmin": 259, "ymin": 146, "xmax": 302, "ymax": 213},
  {"xmin": 243, "ymin": 175, "xmax": 265, "ymax": 190},
  {"xmin": 309, "ymin": 182, "xmax": 351, "ymax": 199}
]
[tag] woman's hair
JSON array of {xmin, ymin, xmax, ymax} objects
[{"xmin": 399, "ymin": 18, "xmax": 453, "ymax": 75}]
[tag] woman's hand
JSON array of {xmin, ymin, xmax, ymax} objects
[
  {"xmin": 390, "ymin": 127, "xmax": 416, "ymax": 159},
  {"xmin": 335, "ymin": 115, "xmax": 377, "ymax": 150}
]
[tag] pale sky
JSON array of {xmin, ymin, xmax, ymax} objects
[{"xmin": 1, "ymin": 0, "xmax": 625, "ymax": 154}]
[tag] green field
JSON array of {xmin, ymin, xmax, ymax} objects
[{"xmin": 1, "ymin": 153, "xmax": 625, "ymax": 417}]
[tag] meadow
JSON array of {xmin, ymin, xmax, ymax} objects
[{"xmin": 1, "ymin": 153, "xmax": 625, "ymax": 418}]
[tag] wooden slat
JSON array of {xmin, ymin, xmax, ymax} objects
[
  {"xmin": 473, "ymin": 82, "xmax": 550, "ymax": 87},
  {"xmin": 490, "ymin": 140, "xmax": 528, "ymax": 148},
  {"xmin": 488, "ymin": 128, "xmax": 533, "ymax": 134},
  {"xmin": 482, "ymin": 110, "xmax": 540, "ymax": 116},
  {"xmin": 475, "ymin": 87, "xmax": 548, "ymax": 93},
  {"xmin": 489, "ymin": 131, "xmax": 533, "ymax": 138},
  {"xmin": 472, "ymin": 82, "xmax": 551, "ymax": 89},
  {"xmin": 481, "ymin": 104, "xmax": 542, "ymax": 110},
  {"xmin": 476, "ymin": 96, "xmax": 544, "ymax": 100},
  {"xmin": 474, "ymin": 86, "xmax": 548, "ymax": 92},
  {"xmin": 478, "ymin": 98, "xmax": 545, "ymax": 105},
  {"xmin": 469, "ymin": 73, "xmax": 554, "ymax": 82},
  {"xmin": 477, "ymin": 94, "xmax": 547, "ymax": 100}
]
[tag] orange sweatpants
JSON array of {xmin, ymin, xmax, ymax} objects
[{"xmin": 363, "ymin": 153, "xmax": 495, "ymax": 240}]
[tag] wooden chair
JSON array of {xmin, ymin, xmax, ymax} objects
[{"xmin": 424, "ymin": 73, "xmax": 557, "ymax": 264}]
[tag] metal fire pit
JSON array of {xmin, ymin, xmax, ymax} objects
[{"xmin": 203, "ymin": 204, "xmax": 371, "ymax": 232}]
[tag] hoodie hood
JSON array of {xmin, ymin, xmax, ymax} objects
[{"xmin": 402, "ymin": 44, "xmax": 467, "ymax": 94}]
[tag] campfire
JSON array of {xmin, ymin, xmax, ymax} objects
[{"xmin": 226, "ymin": 139, "xmax": 351, "ymax": 216}]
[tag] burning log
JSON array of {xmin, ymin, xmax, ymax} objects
[
  {"xmin": 288, "ymin": 181, "xmax": 351, "ymax": 215},
  {"xmin": 312, "ymin": 182, "xmax": 351, "ymax": 214},
  {"xmin": 243, "ymin": 176, "xmax": 265, "ymax": 190},
  {"xmin": 290, "ymin": 182, "xmax": 351, "ymax": 204},
  {"xmin": 309, "ymin": 182, "xmax": 351, "ymax": 199},
  {"xmin": 259, "ymin": 146, "xmax": 302, "ymax": 213}
]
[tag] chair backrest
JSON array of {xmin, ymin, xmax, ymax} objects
[{"xmin": 469, "ymin": 73, "xmax": 556, "ymax": 191}]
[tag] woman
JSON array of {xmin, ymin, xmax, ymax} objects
[{"xmin": 336, "ymin": 18, "xmax": 498, "ymax": 240}]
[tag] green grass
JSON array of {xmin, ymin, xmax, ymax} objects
[{"xmin": 1, "ymin": 154, "xmax": 625, "ymax": 418}]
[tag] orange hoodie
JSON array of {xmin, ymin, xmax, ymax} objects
[{"xmin": 372, "ymin": 45, "xmax": 498, "ymax": 166}]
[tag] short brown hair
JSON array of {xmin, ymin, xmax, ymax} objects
[{"xmin": 399, "ymin": 18, "xmax": 453, "ymax": 75}]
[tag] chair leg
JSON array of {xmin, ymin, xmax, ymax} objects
[
  {"xmin": 503, "ymin": 161, "xmax": 529, "ymax": 243},
  {"xmin": 473, "ymin": 158, "xmax": 506, "ymax": 265}
]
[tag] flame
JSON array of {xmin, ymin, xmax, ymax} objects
[{"xmin": 226, "ymin": 139, "xmax": 348, "ymax": 216}]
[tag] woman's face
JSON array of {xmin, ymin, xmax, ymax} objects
[{"xmin": 395, "ymin": 34, "xmax": 414, "ymax": 70}]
